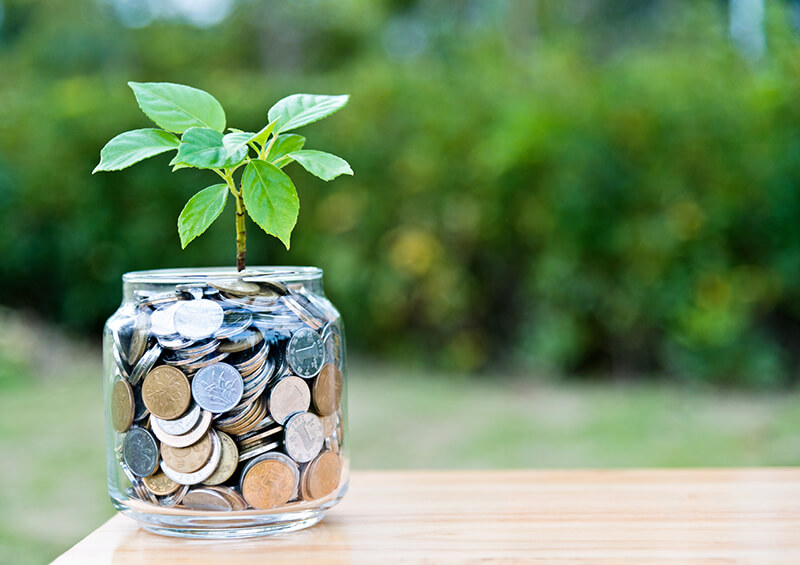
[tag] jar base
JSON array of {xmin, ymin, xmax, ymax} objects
[{"xmin": 134, "ymin": 510, "xmax": 326, "ymax": 539}]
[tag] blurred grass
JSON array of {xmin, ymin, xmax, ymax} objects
[{"xmin": 1, "ymin": 310, "xmax": 799, "ymax": 564}]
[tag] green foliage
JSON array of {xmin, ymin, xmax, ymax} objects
[
  {"xmin": 242, "ymin": 160, "xmax": 300, "ymax": 249},
  {"xmin": 177, "ymin": 184, "xmax": 228, "ymax": 249},
  {"xmin": 6, "ymin": 0, "xmax": 800, "ymax": 386},
  {"xmin": 95, "ymin": 83, "xmax": 351, "ymax": 256},
  {"xmin": 93, "ymin": 129, "xmax": 179, "ymax": 173}
]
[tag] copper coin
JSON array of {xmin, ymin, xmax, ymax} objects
[
  {"xmin": 182, "ymin": 487, "xmax": 233, "ymax": 511},
  {"xmin": 202, "ymin": 432, "xmax": 239, "ymax": 486},
  {"xmin": 241, "ymin": 453, "xmax": 298, "ymax": 509},
  {"xmin": 111, "ymin": 378, "xmax": 135, "ymax": 432},
  {"xmin": 312, "ymin": 363, "xmax": 343, "ymax": 417},
  {"xmin": 161, "ymin": 433, "xmax": 213, "ymax": 473},
  {"xmin": 302, "ymin": 451, "xmax": 342, "ymax": 500},
  {"xmin": 141, "ymin": 365, "xmax": 191, "ymax": 420},
  {"xmin": 142, "ymin": 471, "xmax": 180, "ymax": 496}
]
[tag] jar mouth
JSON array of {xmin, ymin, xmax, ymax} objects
[{"xmin": 122, "ymin": 266, "xmax": 323, "ymax": 285}]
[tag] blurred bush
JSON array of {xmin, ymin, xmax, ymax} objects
[{"xmin": 1, "ymin": 0, "xmax": 800, "ymax": 385}]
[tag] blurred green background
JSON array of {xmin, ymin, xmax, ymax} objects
[{"xmin": 2, "ymin": 0, "xmax": 800, "ymax": 563}]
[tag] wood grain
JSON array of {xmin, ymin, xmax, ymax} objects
[{"xmin": 53, "ymin": 469, "xmax": 800, "ymax": 564}]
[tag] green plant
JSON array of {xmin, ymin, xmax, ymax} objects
[{"xmin": 93, "ymin": 82, "xmax": 352, "ymax": 270}]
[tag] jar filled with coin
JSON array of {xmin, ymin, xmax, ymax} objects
[{"xmin": 103, "ymin": 267, "xmax": 347, "ymax": 538}]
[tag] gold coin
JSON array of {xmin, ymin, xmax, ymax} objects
[
  {"xmin": 141, "ymin": 365, "xmax": 191, "ymax": 420},
  {"xmin": 209, "ymin": 279, "xmax": 261, "ymax": 296},
  {"xmin": 241, "ymin": 457, "xmax": 297, "ymax": 509},
  {"xmin": 313, "ymin": 363, "xmax": 343, "ymax": 417},
  {"xmin": 302, "ymin": 451, "xmax": 342, "ymax": 500},
  {"xmin": 143, "ymin": 471, "xmax": 180, "ymax": 496},
  {"xmin": 160, "ymin": 433, "xmax": 213, "ymax": 473},
  {"xmin": 111, "ymin": 378, "xmax": 135, "ymax": 432},
  {"xmin": 203, "ymin": 432, "xmax": 239, "ymax": 486}
]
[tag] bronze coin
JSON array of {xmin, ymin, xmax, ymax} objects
[
  {"xmin": 312, "ymin": 363, "xmax": 343, "ymax": 417},
  {"xmin": 142, "ymin": 471, "xmax": 180, "ymax": 496},
  {"xmin": 241, "ymin": 455, "xmax": 298, "ymax": 509},
  {"xmin": 302, "ymin": 451, "xmax": 342, "ymax": 500},
  {"xmin": 141, "ymin": 365, "xmax": 191, "ymax": 420},
  {"xmin": 161, "ymin": 433, "xmax": 213, "ymax": 474},
  {"xmin": 111, "ymin": 378, "xmax": 135, "ymax": 432},
  {"xmin": 202, "ymin": 432, "xmax": 239, "ymax": 486}
]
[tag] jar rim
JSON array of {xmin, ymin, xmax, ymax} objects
[{"xmin": 122, "ymin": 266, "xmax": 323, "ymax": 285}]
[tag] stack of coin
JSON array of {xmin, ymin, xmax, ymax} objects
[{"xmin": 109, "ymin": 276, "xmax": 345, "ymax": 511}]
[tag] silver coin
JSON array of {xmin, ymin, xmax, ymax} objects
[
  {"xmin": 322, "ymin": 324, "xmax": 343, "ymax": 369},
  {"xmin": 132, "ymin": 383, "xmax": 149, "ymax": 422},
  {"xmin": 151, "ymin": 403, "xmax": 201, "ymax": 436},
  {"xmin": 160, "ymin": 430, "xmax": 222, "ymax": 485},
  {"xmin": 215, "ymin": 308, "xmax": 253, "ymax": 339},
  {"xmin": 160, "ymin": 484, "xmax": 190, "ymax": 507},
  {"xmin": 268, "ymin": 376, "xmax": 311, "ymax": 425},
  {"xmin": 218, "ymin": 328, "xmax": 264, "ymax": 353},
  {"xmin": 128, "ymin": 311, "xmax": 151, "ymax": 366},
  {"xmin": 173, "ymin": 299, "xmax": 224, "ymax": 340},
  {"xmin": 122, "ymin": 427, "xmax": 159, "ymax": 477},
  {"xmin": 112, "ymin": 348, "xmax": 130, "ymax": 380},
  {"xmin": 284, "ymin": 411, "xmax": 324, "ymax": 463},
  {"xmin": 181, "ymin": 487, "xmax": 233, "ymax": 511},
  {"xmin": 129, "ymin": 343, "xmax": 162, "ymax": 386},
  {"xmin": 286, "ymin": 327, "xmax": 324, "ymax": 378},
  {"xmin": 151, "ymin": 410, "xmax": 212, "ymax": 448},
  {"xmin": 237, "ymin": 440, "xmax": 281, "ymax": 463},
  {"xmin": 209, "ymin": 278, "xmax": 261, "ymax": 297},
  {"xmin": 150, "ymin": 302, "xmax": 181, "ymax": 337},
  {"xmin": 191, "ymin": 362, "xmax": 244, "ymax": 413}
]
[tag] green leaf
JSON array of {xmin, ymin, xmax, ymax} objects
[
  {"xmin": 177, "ymin": 184, "xmax": 228, "ymax": 248},
  {"xmin": 266, "ymin": 134, "xmax": 306, "ymax": 166},
  {"xmin": 252, "ymin": 119, "xmax": 279, "ymax": 146},
  {"xmin": 128, "ymin": 82, "xmax": 226, "ymax": 133},
  {"xmin": 173, "ymin": 128, "xmax": 247, "ymax": 169},
  {"xmin": 93, "ymin": 128, "xmax": 179, "ymax": 173},
  {"xmin": 241, "ymin": 160, "xmax": 299, "ymax": 249},
  {"xmin": 222, "ymin": 132, "xmax": 255, "ymax": 157},
  {"xmin": 288, "ymin": 150, "xmax": 353, "ymax": 181},
  {"xmin": 268, "ymin": 94, "xmax": 349, "ymax": 133}
]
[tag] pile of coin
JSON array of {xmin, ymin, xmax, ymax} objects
[{"xmin": 108, "ymin": 276, "xmax": 345, "ymax": 512}]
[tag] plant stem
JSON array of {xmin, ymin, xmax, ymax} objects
[
  {"xmin": 222, "ymin": 169, "xmax": 247, "ymax": 272},
  {"xmin": 235, "ymin": 189, "xmax": 246, "ymax": 271}
]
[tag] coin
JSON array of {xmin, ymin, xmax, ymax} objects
[
  {"xmin": 112, "ymin": 378, "xmax": 135, "ymax": 432},
  {"xmin": 240, "ymin": 453, "xmax": 299, "ymax": 509},
  {"xmin": 151, "ymin": 409, "xmax": 212, "ymax": 448},
  {"xmin": 182, "ymin": 487, "xmax": 233, "ymax": 511},
  {"xmin": 129, "ymin": 343, "xmax": 162, "ymax": 386},
  {"xmin": 122, "ymin": 427, "xmax": 159, "ymax": 477},
  {"xmin": 209, "ymin": 279, "xmax": 261, "ymax": 297},
  {"xmin": 160, "ymin": 430, "xmax": 222, "ymax": 485},
  {"xmin": 286, "ymin": 327, "xmax": 325, "ymax": 378},
  {"xmin": 312, "ymin": 363, "xmax": 343, "ymax": 417},
  {"xmin": 150, "ymin": 302, "xmax": 180, "ymax": 337},
  {"xmin": 268, "ymin": 376, "xmax": 311, "ymax": 425},
  {"xmin": 143, "ymin": 471, "xmax": 180, "ymax": 496},
  {"xmin": 151, "ymin": 403, "xmax": 201, "ymax": 436},
  {"xmin": 173, "ymin": 299, "xmax": 224, "ymax": 339},
  {"xmin": 202, "ymin": 431, "xmax": 239, "ymax": 486},
  {"xmin": 205, "ymin": 486, "xmax": 247, "ymax": 511},
  {"xmin": 218, "ymin": 328, "xmax": 264, "ymax": 353},
  {"xmin": 160, "ymin": 484, "xmax": 190, "ymax": 507},
  {"xmin": 128, "ymin": 311, "xmax": 151, "ymax": 366},
  {"xmin": 161, "ymin": 432, "xmax": 213, "ymax": 473},
  {"xmin": 301, "ymin": 451, "xmax": 342, "ymax": 500},
  {"xmin": 141, "ymin": 365, "xmax": 191, "ymax": 420},
  {"xmin": 192, "ymin": 362, "xmax": 243, "ymax": 413},
  {"xmin": 284, "ymin": 411, "xmax": 324, "ymax": 463},
  {"xmin": 322, "ymin": 324, "xmax": 343, "ymax": 369},
  {"xmin": 214, "ymin": 308, "xmax": 253, "ymax": 340}
]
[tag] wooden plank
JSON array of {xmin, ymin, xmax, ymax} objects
[{"xmin": 53, "ymin": 469, "xmax": 800, "ymax": 564}]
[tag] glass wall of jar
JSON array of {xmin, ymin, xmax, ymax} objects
[{"xmin": 103, "ymin": 267, "xmax": 347, "ymax": 538}]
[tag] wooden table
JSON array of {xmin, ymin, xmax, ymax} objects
[{"xmin": 54, "ymin": 469, "xmax": 800, "ymax": 564}]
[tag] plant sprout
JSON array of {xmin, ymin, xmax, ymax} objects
[{"xmin": 94, "ymin": 82, "xmax": 352, "ymax": 270}]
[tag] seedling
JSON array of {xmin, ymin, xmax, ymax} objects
[{"xmin": 94, "ymin": 82, "xmax": 352, "ymax": 270}]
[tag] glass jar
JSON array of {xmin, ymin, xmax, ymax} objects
[{"xmin": 102, "ymin": 267, "xmax": 347, "ymax": 538}]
